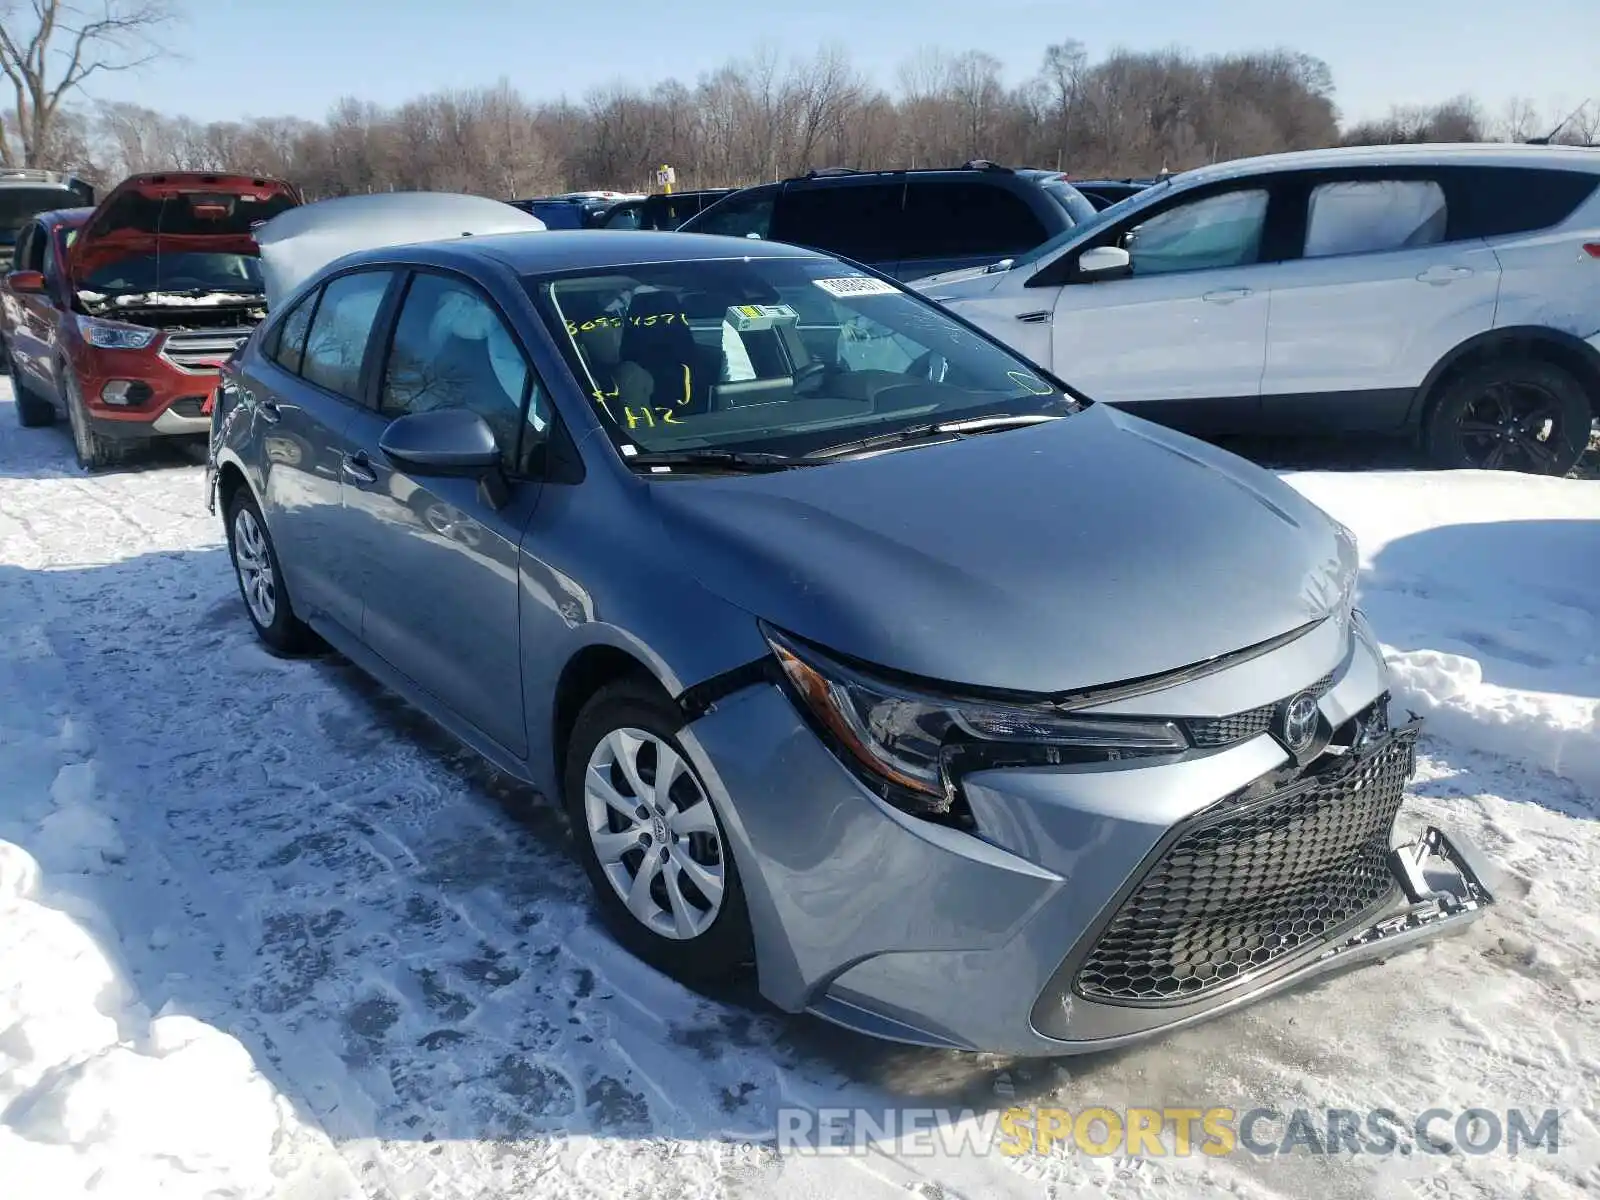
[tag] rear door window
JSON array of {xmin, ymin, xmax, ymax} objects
[
  {"xmin": 900, "ymin": 181, "xmax": 1048, "ymax": 259},
  {"xmin": 300, "ymin": 270, "xmax": 395, "ymax": 400},
  {"xmin": 771, "ymin": 182, "xmax": 904, "ymax": 263},
  {"xmin": 1304, "ymin": 180, "xmax": 1448, "ymax": 258}
]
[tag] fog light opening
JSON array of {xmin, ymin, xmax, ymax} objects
[{"xmin": 99, "ymin": 380, "xmax": 151, "ymax": 406}]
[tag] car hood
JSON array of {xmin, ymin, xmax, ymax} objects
[
  {"xmin": 650, "ymin": 405, "xmax": 1357, "ymax": 695},
  {"xmin": 254, "ymin": 192, "xmax": 547, "ymax": 308},
  {"xmin": 69, "ymin": 173, "xmax": 301, "ymax": 288},
  {"xmin": 905, "ymin": 263, "xmax": 1009, "ymax": 295}
]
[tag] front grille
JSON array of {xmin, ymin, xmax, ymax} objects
[
  {"xmin": 160, "ymin": 330, "xmax": 250, "ymax": 372},
  {"xmin": 1074, "ymin": 723, "xmax": 1416, "ymax": 1006},
  {"xmin": 1189, "ymin": 671, "xmax": 1335, "ymax": 748}
]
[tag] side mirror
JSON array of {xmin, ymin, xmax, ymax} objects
[
  {"xmin": 379, "ymin": 408, "xmax": 501, "ymax": 476},
  {"xmin": 1075, "ymin": 246, "xmax": 1132, "ymax": 282},
  {"xmin": 7, "ymin": 269, "xmax": 46, "ymax": 294}
]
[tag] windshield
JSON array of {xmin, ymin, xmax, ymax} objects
[
  {"xmin": 1004, "ymin": 181, "xmax": 1174, "ymax": 271},
  {"xmin": 82, "ymin": 252, "xmax": 264, "ymax": 296},
  {"xmin": 528, "ymin": 256, "xmax": 1075, "ymax": 461},
  {"xmin": 1040, "ymin": 179, "xmax": 1099, "ymax": 226}
]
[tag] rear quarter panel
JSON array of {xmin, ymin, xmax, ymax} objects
[{"xmin": 1488, "ymin": 188, "xmax": 1600, "ymax": 339}]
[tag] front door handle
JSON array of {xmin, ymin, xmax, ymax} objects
[
  {"xmin": 1015, "ymin": 310, "xmax": 1052, "ymax": 324},
  {"xmin": 1202, "ymin": 288, "xmax": 1253, "ymax": 303},
  {"xmin": 1417, "ymin": 265, "xmax": 1473, "ymax": 285},
  {"xmin": 341, "ymin": 452, "xmax": 377, "ymax": 484}
]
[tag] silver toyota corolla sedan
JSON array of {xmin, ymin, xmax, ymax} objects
[{"xmin": 207, "ymin": 194, "xmax": 1495, "ymax": 1055}]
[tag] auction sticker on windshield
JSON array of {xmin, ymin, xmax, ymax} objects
[{"xmin": 813, "ymin": 276, "xmax": 899, "ymax": 298}]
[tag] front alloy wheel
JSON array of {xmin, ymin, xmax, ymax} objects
[
  {"xmin": 232, "ymin": 505, "xmax": 277, "ymax": 628},
  {"xmin": 225, "ymin": 490, "xmax": 316, "ymax": 655},
  {"xmin": 584, "ymin": 727, "xmax": 727, "ymax": 940},
  {"xmin": 564, "ymin": 680, "xmax": 753, "ymax": 980}
]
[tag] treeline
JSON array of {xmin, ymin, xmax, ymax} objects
[{"xmin": 40, "ymin": 40, "xmax": 1590, "ymax": 200}]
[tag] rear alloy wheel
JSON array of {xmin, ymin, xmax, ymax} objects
[
  {"xmin": 61, "ymin": 359, "xmax": 138, "ymax": 471},
  {"xmin": 564, "ymin": 681, "xmax": 753, "ymax": 981},
  {"xmin": 6, "ymin": 345, "xmax": 55, "ymax": 428},
  {"xmin": 1425, "ymin": 360, "xmax": 1593, "ymax": 476},
  {"xmin": 226, "ymin": 489, "xmax": 316, "ymax": 655}
]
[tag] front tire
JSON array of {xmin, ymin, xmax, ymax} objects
[
  {"xmin": 61, "ymin": 359, "xmax": 138, "ymax": 471},
  {"xmin": 1424, "ymin": 359, "xmax": 1593, "ymax": 476},
  {"xmin": 563, "ymin": 680, "xmax": 754, "ymax": 981},
  {"xmin": 226, "ymin": 489, "xmax": 316, "ymax": 655}
]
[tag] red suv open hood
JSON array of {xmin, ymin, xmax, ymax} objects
[{"xmin": 68, "ymin": 172, "xmax": 302, "ymax": 286}]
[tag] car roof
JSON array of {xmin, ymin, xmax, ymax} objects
[
  {"xmin": 0, "ymin": 169, "xmax": 87, "ymax": 187},
  {"xmin": 1172, "ymin": 142, "xmax": 1600, "ymax": 188},
  {"xmin": 31, "ymin": 207, "xmax": 93, "ymax": 228},
  {"xmin": 336, "ymin": 229, "xmax": 829, "ymax": 275},
  {"xmin": 778, "ymin": 166, "xmax": 1038, "ymax": 187}
]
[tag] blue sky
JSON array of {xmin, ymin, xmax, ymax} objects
[{"xmin": 85, "ymin": 0, "xmax": 1597, "ymax": 129}]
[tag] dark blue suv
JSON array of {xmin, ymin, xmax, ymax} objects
[{"xmin": 677, "ymin": 162, "xmax": 1096, "ymax": 281}]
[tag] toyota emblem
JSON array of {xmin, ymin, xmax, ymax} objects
[{"xmin": 1281, "ymin": 691, "xmax": 1320, "ymax": 753}]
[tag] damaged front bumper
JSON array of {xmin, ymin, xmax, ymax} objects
[{"xmin": 675, "ymin": 623, "xmax": 1497, "ymax": 1057}]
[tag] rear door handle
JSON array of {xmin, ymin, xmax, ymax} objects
[
  {"xmin": 341, "ymin": 452, "xmax": 377, "ymax": 484},
  {"xmin": 1417, "ymin": 265, "xmax": 1473, "ymax": 285},
  {"xmin": 1202, "ymin": 288, "xmax": 1253, "ymax": 303}
]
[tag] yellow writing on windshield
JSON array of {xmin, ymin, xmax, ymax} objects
[{"xmin": 566, "ymin": 311, "xmax": 692, "ymax": 335}]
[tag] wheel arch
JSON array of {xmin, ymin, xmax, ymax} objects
[
  {"xmin": 550, "ymin": 642, "xmax": 671, "ymax": 793},
  {"xmin": 215, "ymin": 456, "xmax": 253, "ymax": 519},
  {"xmin": 1415, "ymin": 326, "xmax": 1600, "ymax": 429}
]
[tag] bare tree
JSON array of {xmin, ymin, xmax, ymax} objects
[
  {"xmin": 1565, "ymin": 102, "xmax": 1599, "ymax": 147},
  {"xmin": 1498, "ymin": 96, "xmax": 1542, "ymax": 142},
  {"xmin": 49, "ymin": 37, "xmax": 1490, "ymax": 199},
  {"xmin": 0, "ymin": 0, "xmax": 176, "ymax": 166}
]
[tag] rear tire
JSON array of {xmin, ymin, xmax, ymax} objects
[
  {"xmin": 1423, "ymin": 359, "xmax": 1593, "ymax": 476},
  {"xmin": 61, "ymin": 359, "xmax": 137, "ymax": 471},
  {"xmin": 6, "ymin": 345, "xmax": 54, "ymax": 428},
  {"xmin": 225, "ymin": 488, "xmax": 317, "ymax": 656},
  {"xmin": 563, "ymin": 679, "xmax": 754, "ymax": 982}
]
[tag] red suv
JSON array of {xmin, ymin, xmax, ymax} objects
[{"xmin": 2, "ymin": 171, "xmax": 301, "ymax": 469}]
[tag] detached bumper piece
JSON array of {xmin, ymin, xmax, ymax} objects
[
  {"xmin": 1075, "ymin": 723, "xmax": 1421, "ymax": 1005},
  {"xmin": 1059, "ymin": 720, "xmax": 1494, "ymax": 1022}
]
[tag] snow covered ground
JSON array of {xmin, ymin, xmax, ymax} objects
[{"xmin": 0, "ymin": 380, "xmax": 1595, "ymax": 1200}]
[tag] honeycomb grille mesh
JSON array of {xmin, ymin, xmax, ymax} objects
[
  {"xmin": 1189, "ymin": 672, "xmax": 1336, "ymax": 748},
  {"xmin": 1074, "ymin": 725, "xmax": 1414, "ymax": 1006}
]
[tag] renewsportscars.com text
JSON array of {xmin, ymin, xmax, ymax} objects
[{"xmin": 775, "ymin": 1105, "xmax": 1562, "ymax": 1159}]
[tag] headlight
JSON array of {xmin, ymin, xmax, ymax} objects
[
  {"xmin": 76, "ymin": 315, "xmax": 158, "ymax": 350},
  {"xmin": 764, "ymin": 625, "xmax": 1188, "ymax": 820}
]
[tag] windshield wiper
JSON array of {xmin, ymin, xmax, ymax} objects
[
  {"xmin": 625, "ymin": 449, "xmax": 802, "ymax": 473},
  {"xmin": 805, "ymin": 413, "xmax": 1063, "ymax": 460},
  {"xmin": 937, "ymin": 413, "xmax": 1062, "ymax": 434}
]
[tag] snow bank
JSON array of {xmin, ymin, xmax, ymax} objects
[
  {"xmin": 0, "ymin": 632, "xmax": 337, "ymax": 1200},
  {"xmin": 1286, "ymin": 469, "xmax": 1600, "ymax": 794}
]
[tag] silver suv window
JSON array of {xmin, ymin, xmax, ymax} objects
[
  {"xmin": 1304, "ymin": 180, "xmax": 1448, "ymax": 258},
  {"xmin": 1124, "ymin": 189, "xmax": 1270, "ymax": 275}
]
